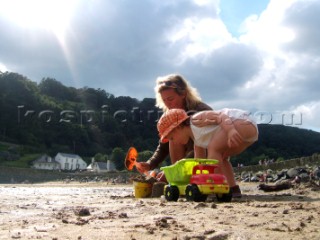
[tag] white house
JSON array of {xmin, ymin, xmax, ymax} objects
[
  {"xmin": 87, "ymin": 159, "xmax": 116, "ymax": 173},
  {"xmin": 32, "ymin": 154, "xmax": 60, "ymax": 170},
  {"xmin": 54, "ymin": 153, "xmax": 87, "ymax": 171},
  {"xmin": 107, "ymin": 160, "xmax": 116, "ymax": 171}
]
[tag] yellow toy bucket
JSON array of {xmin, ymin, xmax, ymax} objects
[{"xmin": 133, "ymin": 181, "xmax": 152, "ymax": 198}]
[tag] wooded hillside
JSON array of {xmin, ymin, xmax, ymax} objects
[{"xmin": 1, "ymin": 72, "xmax": 320, "ymax": 169}]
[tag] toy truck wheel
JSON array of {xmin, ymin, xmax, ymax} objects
[
  {"xmin": 164, "ymin": 185, "xmax": 179, "ymax": 201},
  {"xmin": 216, "ymin": 191, "xmax": 232, "ymax": 202},
  {"xmin": 185, "ymin": 184, "xmax": 207, "ymax": 202}
]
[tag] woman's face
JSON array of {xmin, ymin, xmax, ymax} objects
[{"xmin": 160, "ymin": 88, "xmax": 186, "ymax": 110}]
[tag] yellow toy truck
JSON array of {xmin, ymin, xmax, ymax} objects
[{"xmin": 161, "ymin": 159, "xmax": 232, "ymax": 202}]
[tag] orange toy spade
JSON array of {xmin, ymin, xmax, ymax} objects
[
  {"xmin": 125, "ymin": 147, "xmax": 157, "ymax": 178},
  {"xmin": 125, "ymin": 147, "xmax": 139, "ymax": 171}
]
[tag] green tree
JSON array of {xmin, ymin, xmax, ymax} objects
[
  {"xmin": 111, "ymin": 147, "xmax": 125, "ymax": 170},
  {"xmin": 78, "ymin": 87, "xmax": 113, "ymax": 109},
  {"xmin": 39, "ymin": 78, "xmax": 76, "ymax": 101},
  {"xmin": 138, "ymin": 150, "xmax": 153, "ymax": 162},
  {"xmin": 2, "ymin": 71, "xmax": 320, "ymax": 166},
  {"xmin": 94, "ymin": 153, "xmax": 105, "ymax": 162}
]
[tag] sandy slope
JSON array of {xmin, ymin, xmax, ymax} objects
[{"xmin": 0, "ymin": 182, "xmax": 319, "ymax": 240}]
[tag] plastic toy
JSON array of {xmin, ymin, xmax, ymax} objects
[
  {"xmin": 125, "ymin": 147, "xmax": 138, "ymax": 170},
  {"xmin": 160, "ymin": 159, "xmax": 232, "ymax": 202}
]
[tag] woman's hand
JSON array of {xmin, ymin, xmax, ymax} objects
[
  {"xmin": 191, "ymin": 111, "xmax": 220, "ymax": 127},
  {"xmin": 135, "ymin": 162, "xmax": 151, "ymax": 174},
  {"xmin": 155, "ymin": 171, "xmax": 166, "ymax": 182}
]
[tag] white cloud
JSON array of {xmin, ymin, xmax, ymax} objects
[
  {"xmin": 175, "ymin": 0, "xmax": 320, "ymax": 132},
  {"xmin": 291, "ymin": 102, "xmax": 320, "ymax": 131},
  {"xmin": 167, "ymin": 17, "xmax": 232, "ymax": 62},
  {"xmin": 0, "ymin": 63, "xmax": 8, "ymax": 72},
  {"xmin": 219, "ymin": 1, "xmax": 318, "ymax": 104},
  {"xmin": 0, "ymin": 0, "xmax": 320, "ymax": 132},
  {"xmin": 193, "ymin": 0, "xmax": 217, "ymax": 6}
]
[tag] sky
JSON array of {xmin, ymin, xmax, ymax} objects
[{"xmin": 0, "ymin": 0, "xmax": 320, "ymax": 132}]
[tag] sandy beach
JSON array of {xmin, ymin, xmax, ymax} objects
[{"xmin": 0, "ymin": 181, "xmax": 319, "ymax": 240}]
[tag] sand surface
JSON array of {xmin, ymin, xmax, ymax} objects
[{"xmin": 0, "ymin": 181, "xmax": 319, "ymax": 240}]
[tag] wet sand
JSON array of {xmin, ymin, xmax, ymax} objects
[{"xmin": 0, "ymin": 182, "xmax": 319, "ymax": 240}]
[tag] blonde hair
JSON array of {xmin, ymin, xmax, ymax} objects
[{"xmin": 154, "ymin": 74, "xmax": 202, "ymax": 111}]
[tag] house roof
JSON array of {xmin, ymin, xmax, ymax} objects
[
  {"xmin": 57, "ymin": 153, "xmax": 82, "ymax": 159},
  {"xmin": 33, "ymin": 154, "xmax": 59, "ymax": 164},
  {"xmin": 95, "ymin": 162, "xmax": 108, "ymax": 170}
]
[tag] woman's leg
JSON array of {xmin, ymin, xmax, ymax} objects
[
  {"xmin": 206, "ymin": 129, "xmax": 237, "ymax": 186},
  {"xmin": 221, "ymin": 157, "xmax": 237, "ymax": 187},
  {"xmin": 208, "ymin": 121, "xmax": 257, "ymax": 180}
]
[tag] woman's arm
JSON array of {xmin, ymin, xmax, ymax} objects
[
  {"xmin": 146, "ymin": 141, "xmax": 169, "ymax": 170},
  {"xmin": 136, "ymin": 141, "xmax": 170, "ymax": 174}
]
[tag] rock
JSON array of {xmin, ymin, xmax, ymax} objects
[
  {"xmin": 194, "ymin": 203, "xmax": 207, "ymax": 209},
  {"xmin": 155, "ymin": 218, "xmax": 169, "ymax": 228},
  {"xmin": 299, "ymin": 173, "xmax": 310, "ymax": 182},
  {"xmin": 286, "ymin": 168, "xmax": 299, "ymax": 178},
  {"xmin": 250, "ymin": 176, "xmax": 260, "ymax": 182},
  {"xmin": 11, "ymin": 232, "xmax": 21, "ymax": 239},
  {"xmin": 276, "ymin": 170, "xmax": 287, "ymax": 179},
  {"xmin": 313, "ymin": 167, "xmax": 320, "ymax": 180},
  {"xmin": 74, "ymin": 207, "xmax": 90, "ymax": 216},
  {"xmin": 258, "ymin": 181, "xmax": 292, "ymax": 192},
  {"xmin": 118, "ymin": 212, "xmax": 128, "ymax": 218},
  {"xmin": 151, "ymin": 182, "xmax": 166, "ymax": 198}
]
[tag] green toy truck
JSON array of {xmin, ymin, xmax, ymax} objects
[{"xmin": 160, "ymin": 159, "xmax": 232, "ymax": 202}]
